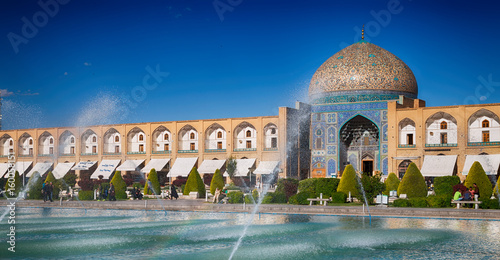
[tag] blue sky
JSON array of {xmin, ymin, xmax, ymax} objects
[{"xmin": 1, "ymin": 0, "xmax": 499, "ymax": 130}]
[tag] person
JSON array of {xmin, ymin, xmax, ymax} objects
[
  {"xmin": 109, "ymin": 183, "xmax": 116, "ymax": 201},
  {"xmin": 473, "ymin": 183, "xmax": 480, "ymax": 200},
  {"xmin": 131, "ymin": 187, "xmax": 137, "ymax": 200},
  {"xmin": 42, "ymin": 182, "xmax": 47, "ymax": 202},
  {"xmin": 213, "ymin": 188, "xmax": 220, "ymax": 203},
  {"xmin": 463, "ymin": 187, "xmax": 473, "ymax": 208},
  {"xmin": 453, "ymin": 190, "xmax": 462, "ymax": 201},
  {"xmin": 99, "ymin": 184, "xmax": 107, "ymax": 201},
  {"xmin": 135, "ymin": 187, "xmax": 143, "ymax": 200},
  {"xmin": 170, "ymin": 185, "xmax": 178, "ymax": 200},
  {"xmin": 48, "ymin": 182, "xmax": 54, "ymax": 202}
]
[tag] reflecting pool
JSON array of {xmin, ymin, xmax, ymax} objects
[{"xmin": 1, "ymin": 207, "xmax": 499, "ymax": 259}]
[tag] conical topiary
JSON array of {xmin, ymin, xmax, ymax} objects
[
  {"xmin": 144, "ymin": 168, "xmax": 161, "ymax": 195},
  {"xmin": 464, "ymin": 161, "xmax": 492, "ymax": 199},
  {"xmin": 4, "ymin": 171, "xmax": 22, "ymax": 198},
  {"xmin": 210, "ymin": 169, "xmax": 224, "ymax": 195},
  {"xmin": 383, "ymin": 172, "xmax": 400, "ymax": 196},
  {"xmin": 27, "ymin": 172, "xmax": 44, "ymax": 199},
  {"xmin": 183, "ymin": 167, "xmax": 206, "ymax": 198},
  {"xmin": 44, "ymin": 171, "xmax": 56, "ymax": 184},
  {"xmin": 494, "ymin": 176, "xmax": 499, "ymax": 198},
  {"xmin": 397, "ymin": 162, "xmax": 427, "ymax": 198},
  {"xmin": 110, "ymin": 171, "xmax": 127, "ymax": 199},
  {"xmin": 337, "ymin": 165, "xmax": 359, "ymax": 197}
]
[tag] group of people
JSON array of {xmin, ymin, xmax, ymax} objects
[
  {"xmin": 212, "ymin": 187, "xmax": 227, "ymax": 204},
  {"xmin": 131, "ymin": 187, "xmax": 143, "ymax": 200},
  {"xmin": 98, "ymin": 183, "xmax": 116, "ymax": 201},
  {"xmin": 454, "ymin": 183, "xmax": 480, "ymax": 207},
  {"xmin": 165, "ymin": 185, "xmax": 179, "ymax": 200},
  {"xmin": 42, "ymin": 182, "xmax": 54, "ymax": 202}
]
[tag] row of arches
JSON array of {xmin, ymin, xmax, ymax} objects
[
  {"xmin": 0, "ymin": 122, "xmax": 278, "ymax": 156},
  {"xmin": 399, "ymin": 109, "xmax": 500, "ymax": 146}
]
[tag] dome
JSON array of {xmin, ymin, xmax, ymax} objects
[{"xmin": 309, "ymin": 41, "xmax": 418, "ymax": 104}]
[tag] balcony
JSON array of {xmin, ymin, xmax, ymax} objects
[
  {"xmin": 152, "ymin": 150, "xmax": 171, "ymax": 154},
  {"xmin": 468, "ymin": 141, "xmax": 500, "ymax": 146},
  {"xmin": 263, "ymin": 147, "xmax": 278, "ymax": 151},
  {"xmin": 398, "ymin": 144, "xmax": 416, "ymax": 148},
  {"xmin": 103, "ymin": 152, "xmax": 121, "ymax": 156},
  {"xmin": 205, "ymin": 149, "xmax": 226, "ymax": 153},
  {"xmin": 127, "ymin": 151, "xmax": 146, "ymax": 155},
  {"xmin": 233, "ymin": 148, "xmax": 257, "ymax": 152},
  {"xmin": 81, "ymin": 153, "xmax": 98, "ymax": 156},
  {"xmin": 19, "ymin": 154, "xmax": 33, "ymax": 157},
  {"xmin": 38, "ymin": 154, "xmax": 53, "ymax": 157},
  {"xmin": 425, "ymin": 143, "xmax": 458, "ymax": 147},
  {"xmin": 178, "ymin": 150, "xmax": 198, "ymax": 153},
  {"xmin": 60, "ymin": 153, "xmax": 76, "ymax": 156}
]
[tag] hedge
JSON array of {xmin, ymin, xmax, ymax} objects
[
  {"xmin": 315, "ymin": 178, "xmax": 340, "ymax": 198},
  {"xmin": 289, "ymin": 191, "xmax": 315, "ymax": 205},
  {"xmin": 337, "ymin": 165, "xmax": 359, "ymax": 197},
  {"xmin": 426, "ymin": 195, "xmax": 452, "ymax": 208},
  {"xmin": 298, "ymin": 178, "xmax": 317, "ymax": 194},
  {"xmin": 383, "ymin": 173, "xmax": 400, "ymax": 196},
  {"xmin": 110, "ymin": 171, "xmax": 127, "ymax": 199},
  {"xmin": 330, "ymin": 192, "xmax": 347, "ymax": 203},
  {"xmin": 276, "ymin": 178, "xmax": 299, "ymax": 201},
  {"xmin": 228, "ymin": 191, "xmax": 244, "ymax": 203},
  {"xmin": 479, "ymin": 198, "xmax": 500, "ymax": 209},
  {"xmin": 409, "ymin": 198, "xmax": 428, "ymax": 208},
  {"xmin": 434, "ymin": 176, "xmax": 460, "ymax": 196},
  {"xmin": 464, "ymin": 161, "xmax": 493, "ymax": 199},
  {"xmin": 144, "ymin": 169, "xmax": 161, "ymax": 195},
  {"xmin": 397, "ymin": 163, "xmax": 427, "ymax": 198},
  {"xmin": 210, "ymin": 169, "xmax": 224, "ymax": 195},
  {"xmin": 392, "ymin": 199, "xmax": 411, "ymax": 207},
  {"xmin": 262, "ymin": 192, "xmax": 287, "ymax": 204},
  {"xmin": 78, "ymin": 190, "xmax": 94, "ymax": 200}
]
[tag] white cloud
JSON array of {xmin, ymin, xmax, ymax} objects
[
  {"xmin": 64, "ymin": 72, "xmax": 68, "ymax": 75},
  {"xmin": 0, "ymin": 89, "xmax": 14, "ymax": 97},
  {"xmin": 84, "ymin": 62, "xmax": 91, "ymax": 66}
]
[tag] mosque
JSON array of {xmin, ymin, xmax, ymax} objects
[{"xmin": 1, "ymin": 31, "xmax": 499, "ymax": 185}]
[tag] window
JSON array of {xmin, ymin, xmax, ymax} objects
[
  {"xmin": 92, "ymin": 136, "xmax": 97, "ymax": 143},
  {"xmin": 139, "ymin": 134, "xmax": 144, "ymax": 141},
  {"xmin": 9, "ymin": 140, "xmax": 13, "ymax": 146},
  {"xmin": 440, "ymin": 121, "xmax": 447, "ymax": 129},
  {"xmin": 271, "ymin": 137, "xmax": 277, "ymax": 148},
  {"xmin": 217, "ymin": 142, "xmax": 222, "ymax": 150},
  {"xmin": 482, "ymin": 120, "xmax": 490, "ymax": 128},
  {"xmin": 164, "ymin": 143, "xmax": 169, "ymax": 151},
  {"xmin": 316, "ymin": 138, "xmax": 322, "ymax": 149},
  {"xmin": 407, "ymin": 134, "xmax": 414, "ymax": 145},
  {"xmin": 190, "ymin": 143, "xmax": 195, "ymax": 150},
  {"xmin": 139, "ymin": 144, "xmax": 144, "ymax": 152},
  {"xmin": 164, "ymin": 133, "xmax": 169, "ymax": 140},
  {"xmin": 363, "ymin": 136, "xmax": 369, "ymax": 146},
  {"xmin": 115, "ymin": 146, "xmax": 120, "ymax": 153},
  {"xmin": 49, "ymin": 138, "xmax": 53, "ymax": 144},
  {"xmin": 483, "ymin": 131, "xmax": 490, "ymax": 142},
  {"xmin": 115, "ymin": 135, "xmax": 120, "ymax": 142},
  {"xmin": 190, "ymin": 133, "xmax": 195, "ymax": 140},
  {"xmin": 29, "ymin": 148, "xmax": 33, "ymax": 155},
  {"xmin": 49, "ymin": 147, "xmax": 54, "ymax": 154},
  {"xmin": 246, "ymin": 130, "xmax": 251, "ymax": 138},
  {"xmin": 440, "ymin": 133, "xmax": 448, "ymax": 144},
  {"xmin": 271, "ymin": 128, "xmax": 276, "ymax": 135},
  {"xmin": 246, "ymin": 140, "xmax": 252, "ymax": 148},
  {"xmin": 29, "ymin": 139, "xmax": 33, "ymax": 145},
  {"xmin": 92, "ymin": 146, "xmax": 97, "ymax": 153},
  {"xmin": 70, "ymin": 147, "xmax": 75, "ymax": 154},
  {"xmin": 9, "ymin": 148, "xmax": 13, "ymax": 154},
  {"xmin": 70, "ymin": 137, "xmax": 75, "ymax": 144},
  {"xmin": 217, "ymin": 131, "xmax": 222, "ymax": 139}
]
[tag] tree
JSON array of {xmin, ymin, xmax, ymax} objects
[
  {"xmin": 356, "ymin": 174, "xmax": 385, "ymax": 204},
  {"xmin": 210, "ymin": 169, "xmax": 224, "ymax": 195},
  {"xmin": 464, "ymin": 161, "xmax": 493, "ymax": 199},
  {"xmin": 62, "ymin": 172, "xmax": 78, "ymax": 187},
  {"xmin": 144, "ymin": 168, "xmax": 161, "ymax": 195},
  {"xmin": 27, "ymin": 172, "xmax": 44, "ymax": 200},
  {"xmin": 383, "ymin": 173, "xmax": 400, "ymax": 196},
  {"xmin": 44, "ymin": 171, "xmax": 56, "ymax": 184},
  {"xmin": 397, "ymin": 162, "xmax": 427, "ymax": 198},
  {"xmin": 494, "ymin": 176, "xmax": 499, "ymax": 198},
  {"xmin": 183, "ymin": 167, "xmax": 205, "ymax": 198},
  {"xmin": 276, "ymin": 178, "xmax": 299, "ymax": 201},
  {"xmin": 226, "ymin": 157, "xmax": 237, "ymax": 178},
  {"xmin": 110, "ymin": 171, "xmax": 127, "ymax": 199},
  {"xmin": 337, "ymin": 165, "xmax": 359, "ymax": 197}
]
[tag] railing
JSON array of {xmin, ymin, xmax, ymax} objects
[
  {"xmin": 18, "ymin": 154, "xmax": 33, "ymax": 157},
  {"xmin": 468, "ymin": 141, "xmax": 500, "ymax": 146},
  {"xmin": 178, "ymin": 150, "xmax": 198, "ymax": 153},
  {"xmin": 103, "ymin": 152, "xmax": 121, "ymax": 155},
  {"xmin": 204, "ymin": 149, "xmax": 226, "ymax": 153},
  {"xmin": 60, "ymin": 153, "xmax": 76, "ymax": 156},
  {"xmin": 127, "ymin": 151, "xmax": 146, "ymax": 155},
  {"xmin": 81, "ymin": 153, "xmax": 98, "ymax": 156},
  {"xmin": 233, "ymin": 148, "xmax": 257, "ymax": 152},
  {"xmin": 425, "ymin": 143, "xmax": 458, "ymax": 147},
  {"xmin": 152, "ymin": 150, "xmax": 171, "ymax": 154},
  {"xmin": 398, "ymin": 144, "xmax": 416, "ymax": 148},
  {"xmin": 263, "ymin": 147, "xmax": 278, "ymax": 151},
  {"xmin": 38, "ymin": 154, "xmax": 53, "ymax": 157},
  {"xmin": 0, "ymin": 155, "xmax": 8, "ymax": 158}
]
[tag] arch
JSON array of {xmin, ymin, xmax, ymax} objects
[
  {"xmin": 264, "ymin": 123, "xmax": 278, "ymax": 149},
  {"xmin": 0, "ymin": 134, "xmax": 13, "ymax": 156},
  {"xmin": 152, "ymin": 125, "xmax": 172, "ymax": 152},
  {"xmin": 103, "ymin": 128, "xmax": 121, "ymax": 154},
  {"xmin": 398, "ymin": 160, "xmax": 412, "ymax": 179},
  {"xmin": 398, "ymin": 118, "xmax": 416, "ymax": 145},
  {"xmin": 81, "ymin": 129, "xmax": 98, "ymax": 154},
  {"xmin": 18, "ymin": 133, "xmax": 33, "ymax": 156},
  {"xmin": 127, "ymin": 127, "xmax": 146, "ymax": 153},
  {"xmin": 205, "ymin": 123, "xmax": 226, "ymax": 150},
  {"xmin": 59, "ymin": 130, "xmax": 76, "ymax": 155},
  {"xmin": 426, "ymin": 112, "xmax": 457, "ymax": 128},
  {"xmin": 234, "ymin": 122, "xmax": 256, "ymax": 150},
  {"xmin": 467, "ymin": 108, "xmax": 500, "ymax": 143},
  {"xmin": 178, "ymin": 125, "xmax": 198, "ymax": 151},
  {"xmin": 425, "ymin": 112, "xmax": 458, "ymax": 145},
  {"xmin": 39, "ymin": 131, "xmax": 54, "ymax": 155}
]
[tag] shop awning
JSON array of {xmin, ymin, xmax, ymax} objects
[
  {"xmin": 26, "ymin": 162, "xmax": 53, "ymax": 178},
  {"xmin": 462, "ymin": 154, "xmax": 500, "ymax": 176},
  {"xmin": 167, "ymin": 157, "xmax": 198, "ymax": 177},
  {"xmin": 420, "ymin": 155, "xmax": 457, "ymax": 177},
  {"xmin": 90, "ymin": 160, "xmax": 121, "ymax": 179},
  {"xmin": 198, "ymin": 160, "xmax": 226, "ymax": 174},
  {"xmin": 253, "ymin": 161, "xmax": 280, "ymax": 175},
  {"xmin": 0, "ymin": 163, "xmax": 11, "ymax": 178},
  {"xmin": 140, "ymin": 159, "xmax": 170, "ymax": 174},
  {"xmin": 52, "ymin": 162, "xmax": 75, "ymax": 179},
  {"xmin": 116, "ymin": 159, "xmax": 145, "ymax": 172},
  {"xmin": 72, "ymin": 161, "xmax": 97, "ymax": 171},
  {"xmin": 224, "ymin": 158, "xmax": 256, "ymax": 177},
  {"xmin": 15, "ymin": 161, "xmax": 32, "ymax": 176}
]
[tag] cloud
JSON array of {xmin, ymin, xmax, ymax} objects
[
  {"xmin": 64, "ymin": 72, "xmax": 68, "ymax": 75},
  {"xmin": 17, "ymin": 89, "xmax": 39, "ymax": 96},
  {"xmin": 84, "ymin": 62, "xmax": 91, "ymax": 66},
  {"xmin": 0, "ymin": 89, "xmax": 14, "ymax": 97}
]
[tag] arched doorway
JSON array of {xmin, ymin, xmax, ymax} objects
[{"xmin": 398, "ymin": 160, "xmax": 412, "ymax": 179}]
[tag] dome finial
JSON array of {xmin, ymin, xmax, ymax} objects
[{"xmin": 361, "ymin": 24, "xmax": 365, "ymax": 40}]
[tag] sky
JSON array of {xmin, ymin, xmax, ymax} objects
[{"xmin": 0, "ymin": 0, "xmax": 499, "ymax": 130}]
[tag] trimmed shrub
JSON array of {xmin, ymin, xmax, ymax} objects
[
  {"xmin": 62, "ymin": 172, "xmax": 77, "ymax": 187},
  {"xmin": 479, "ymin": 198, "xmax": 500, "ymax": 209},
  {"xmin": 409, "ymin": 198, "xmax": 428, "ymax": 208},
  {"xmin": 210, "ymin": 169, "xmax": 224, "ymax": 195},
  {"xmin": 183, "ymin": 167, "xmax": 206, "ymax": 198},
  {"xmin": 464, "ymin": 161, "xmax": 493, "ymax": 199},
  {"xmin": 144, "ymin": 169, "xmax": 161, "ymax": 195},
  {"xmin": 337, "ymin": 165, "xmax": 359, "ymax": 197},
  {"xmin": 27, "ymin": 172, "xmax": 44, "ymax": 200},
  {"xmin": 110, "ymin": 171, "xmax": 127, "ymax": 199},
  {"xmin": 276, "ymin": 178, "xmax": 299, "ymax": 201},
  {"xmin": 298, "ymin": 178, "xmax": 317, "ymax": 194},
  {"xmin": 494, "ymin": 177, "xmax": 500, "ymax": 198},
  {"xmin": 397, "ymin": 163, "xmax": 427, "ymax": 198},
  {"xmin": 392, "ymin": 199, "xmax": 411, "ymax": 207},
  {"xmin": 228, "ymin": 191, "xmax": 244, "ymax": 204},
  {"xmin": 289, "ymin": 191, "xmax": 315, "ymax": 205},
  {"xmin": 78, "ymin": 190, "xmax": 94, "ymax": 200},
  {"xmin": 427, "ymin": 195, "xmax": 452, "ymax": 208},
  {"xmin": 44, "ymin": 171, "xmax": 56, "ymax": 184},
  {"xmin": 330, "ymin": 192, "xmax": 347, "ymax": 203},
  {"xmin": 316, "ymin": 178, "xmax": 340, "ymax": 198},
  {"xmin": 252, "ymin": 189, "xmax": 259, "ymax": 202},
  {"xmin": 356, "ymin": 174, "xmax": 385, "ymax": 204},
  {"xmin": 383, "ymin": 173, "xmax": 400, "ymax": 196},
  {"xmin": 262, "ymin": 192, "xmax": 287, "ymax": 204},
  {"xmin": 434, "ymin": 176, "xmax": 460, "ymax": 196}
]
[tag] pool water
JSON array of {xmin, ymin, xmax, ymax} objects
[{"xmin": 1, "ymin": 207, "xmax": 499, "ymax": 259}]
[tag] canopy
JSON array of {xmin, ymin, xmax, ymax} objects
[
  {"xmin": 224, "ymin": 158, "xmax": 256, "ymax": 177},
  {"xmin": 90, "ymin": 160, "xmax": 121, "ymax": 179},
  {"xmin": 116, "ymin": 159, "xmax": 145, "ymax": 172},
  {"xmin": 26, "ymin": 162, "xmax": 53, "ymax": 177},
  {"xmin": 253, "ymin": 161, "xmax": 280, "ymax": 175},
  {"xmin": 52, "ymin": 162, "xmax": 75, "ymax": 179},
  {"xmin": 140, "ymin": 158, "xmax": 170, "ymax": 174},
  {"xmin": 15, "ymin": 161, "xmax": 32, "ymax": 176},
  {"xmin": 168, "ymin": 157, "xmax": 198, "ymax": 177},
  {"xmin": 0, "ymin": 163, "xmax": 11, "ymax": 178},
  {"xmin": 462, "ymin": 154, "xmax": 500, "ymax": 176},
  {"xmin": 198, "ymin": 159, "xmax": 226, "ymax": 174},
  {"xmin": 72, "ymin": 161, "xmax": 97, "ymax": 171},
  {"xmin": 420, "ymin": 155, "xmax": 457, "ymax": 177}
]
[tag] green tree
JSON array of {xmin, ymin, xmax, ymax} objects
[
  {"xmin": 397, "ymin": 163, "xmax": 427, "ymax": 198},
  {"xmin": 494, "ymin": 176, "xmax": 500, "ymax": 198},
  {"xmin": 464, "ymin": 161, "xmax": 493, "ymax": 199},
  {"xmin": 383, "ymin": 173, "xmax": 400, "ymax": 196},
  {"xmin": 356, "ymin": 174, "xmax": 385, "ymax": 204},
  {"xmin": 433, "ymin": 176, "xmax": 460, "ymax": 196},
  {"xmin": 110, "ymin": 171, "xmax": 127, "ymax": 199},
  {"xmin": 337, "ymin": 164, "xmax": 359, "ymax": 197},
  {"xmin": 226, "ymin": 157, "xmax": 237, "ymax": 178},
  {"xmin": 144, "ymin": 168, "xmax": 161, "ymax": 195},
  {"xmin": 210, "ymin": 169, "xmax": 224, "ymax": 195},
  {"xmin": 44, "ymin": 171, "xmax": 56, "ymax": 184},
  {"xmin": 27, "ymin": 172, "xmax": 44, "ymax": 199},
  {"xmin": 62, "ymin": 172, "xmax": 78, "ymax": 187},
  {"xmin": 183, "ymin": 167, "xmax": 206, "ymax": 198}
]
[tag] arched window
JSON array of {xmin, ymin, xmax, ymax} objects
[
  {"xmin": 115, "ymin": 135, "xmax": 120, "ymax": 142},
  {"xmin": 29, "ymin": 139, "xmax": 33, "ymax": 145},
  {"xmin": 246, "ymin": 130, "xmax": 251, "ymax": 137},
  {"xmin": 139, "ymin": 134, "xmax": 144, "ymax": 141},
  {"xmin": 482, "ymin": 120, "xmax": 490, "ymax": 128},
  {"xmin": 440, "ymin": 121, "xmax": 447, "ymax": 129},
  {"xmin": 217, "ymin": 131, "xmax": 222, "ymax": 139},
  {"xmin": 164, "ymin": 133, "xmax": 169, "ymax": 140},
  {"xmin": 70, "ymin": 137, "xmax": 75, "ymax": 144},
  {"xmin": 9, "ymin": 140, "xmax": 13, "ymax": 146},
  {"xmin": 271, "ymin": 128, "xmax": 276, "ymax": 134},
  {"xmin": 49, "ymin": 138, "xmax": 54, "ymax": 144},
  {"xmin": 92, "ymin": 136, "xmax": 97, "ymax": 143},
  {"xmin": 190, "ymin": 133, "xmax": 195, "ymax": 140}
]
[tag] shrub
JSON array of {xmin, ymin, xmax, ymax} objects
[
  {"xmin": 44, "ymin": 171, "xmax": 56, "ymax": 184},
  {"xmin": 397, "ymin": 163, "xmax": 427, "ymax": 198},
  {"xmin": 337, "ymin": 165, "xmax": 359, "ymax": 197},
  {"xmin": 464, "ymin": 161, "xmax": 493, "ymax": 199},
  {"xmin": 316, "ymin": 178, "xmax": 340, "ymax": 198},
  {"xmin": 276, "ymin": 178, "xmax": 299, "ymax": 201},
  {"xmin": 210, "ymin": 169, "xmax": 224, "ymax": 195},
  {"xmin": 27, "ymin": 172, "xmax": 44, "ymax": 200},
  {"xmin": 383, "ymin": 173, "xmax": 400, "ymax": 196},
  {"xmin": 262, "ymin": 192, "xmax": 287, "ymax": 204},
  {"xmin": 144, "ymin": 169, "xmax": 161, "ymax": 195},
  {"xmin": 183, "ymin": 167, "xmax": 206, "ymax": 198},
  {"xmin": 356, "ymin": 174, "xmax": 385, "ymax": 205},
  {"xmin": 228, "ymin": 191, "xmax": 244, "ymax": 203},
  {"xmin": 78, "ymin": 190, "xmax": 94, "ymax": 200},
  {"xmin": 434, "ymin": 176, "xmax": 460, "ymax": 196},
  {"xmin": 172, "ymin": 178, "xmax": 187, "ymax": 187},
  {"xmin": 479, "ymin": 198, "xmax": 500, "ymax": 209},
  {"xmin": 298, "ymin": 178, "xmax": 317, "ymax": 194},
  {"xmin": 409, "ymin": 198, "xmax": 428, "ymax": 208},
  {"xmin": 289, "ymin": 191, "xmax": 315, "ymax": 205},
  {"xmin": 494, "ymin": 177, "xmax": 500, "ymax": 198},
  {"xmin": 330, "ymin": 192, "xmax": 347, "ymax": 203},
  {"xmin": 77, "ymin": 176, "xmax": 94, "ymax": 191},
  {"xmin": 252, "ymin": 189, "xmax": 259, "ymax": 201},
  {"xmin": 426, "ymin": 195, "xmax": 452, "ymax": 208},
  {"xmin": 110, "ymin": 171, "xmax": 127, "ymax": 199},
  {"xmin": 62, "ymin": 172, "xmax": 77, "ymax": 187},
  {"xmin": 132, "ymin": 182, "xmax": 143, "ymax": 189},
  {"xmin": 392, "ymin": 199, "xmax": 411, "ymax": 207}
]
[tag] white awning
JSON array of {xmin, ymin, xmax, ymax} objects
[
  {"xmin": 0, "ymin": 163, "xmax": 11, "ymax": 178},
  {"xmin": 26, "ymin": 162, "xmax": 53, "ymax": 178},
  {"xmin": 168, "ymin": 157, "xmax": 198, "ymax": 177},
  {"xmin": 140, "ymin": 159, "xmax": 170, "ymax": 174},
  {"xmin": 52, "ymin": 162, "xmax": 75, "ymax": 179},
  {"xmin": 72, "ymin": 161, "xmax": 97, "ymax": 171},
  {"xmin": 224, "ymin": 158, "xmax": 256, "ymax": 177},
  {"xmin": 15, "ymin": 161, "xmax": 32, "ymax": 175},
  {"xmin": 420, "ymin": 155, "xmax": 457, "ymax": 177},
  {"xmin": 90, "ymin": 160, "xmax": 121, "ymax": 179},
  {"xmin": 116, "ymin": 159, "xmax": 145, "ymax": 172},
  {"xmin": 254, "ymin": 161, "xmax": 280, "ymax": 175},
  {"xmin": 462, "ymin": 154, "xmax": 500, "ymax": 176},
  {"xmin": 198, "ymin": 160, "xmax": 226, "ymax": 174}
]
